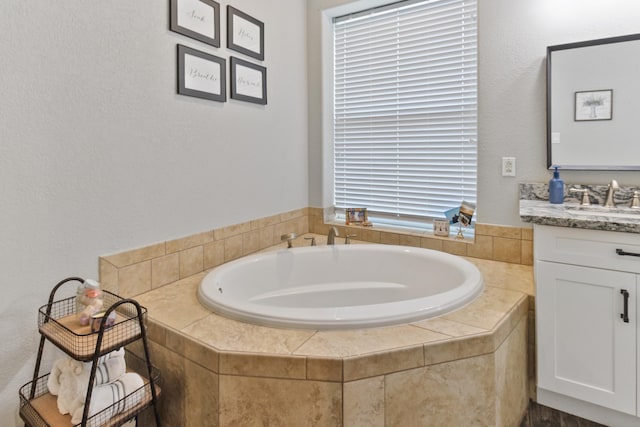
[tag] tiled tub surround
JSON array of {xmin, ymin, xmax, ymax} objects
[
  {"xmin": 99, "ymin": 208, "xmax": 535, "ymax": 425},
  {"xmin": 99, "ymin": 207, "xmax": 533, "ymax": 298},
  {"xmin": 520, "ymin": 182, "xmax": 640, "ymax": 233},
  {"xmin": 127, "ymin": 256, "xmax": 532, "ymax": 426}
]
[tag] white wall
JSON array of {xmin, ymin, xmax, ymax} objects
[
  {"xmin": 308, "ymin": 0, "xmax": 640, "ymax": 226},
  {"xmin": 0, "ymin": 0, "xmax": 308, "ymax": 424}
]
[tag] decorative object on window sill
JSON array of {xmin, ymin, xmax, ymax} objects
[
  {"xmin": 230, "ymin": 56, "xmax": 267, "ymax": 105},
  {"xmin": 433, "ymin": 219, "xmax": 450, "ymax": 237},
  {"xmin": 227, "ymin": 5, "xmax": 264, "ymax": 60},
  {"xmin": 457, "ymin": 200, "xmax": 476, "ymax": 239},
  {"xmin": 170, "ymin": 0, "xmax": 220, "ymax": 48},
  {"xmin": 177, "ymin": 44, "xmax": 226, "ymax": 102},
  {"xmin": 345, "ymin": 208, "xmax": 367, "ymax": 225}
]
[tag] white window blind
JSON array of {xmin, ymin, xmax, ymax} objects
[{"xmin": 333, "ymin": 0, "xmax": 477, "ymax": 223}]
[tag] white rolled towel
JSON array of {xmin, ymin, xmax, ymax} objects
[
  {"xmin": 70, "ymin": 372, "xmax": 145, "ymax": 427},
  {"xmin": 48, "ymin": 348, "xmax": 127, "ymax": 416}
]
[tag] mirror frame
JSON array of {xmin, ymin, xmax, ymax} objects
[{"xmin": 547, "ymin": 33, "xmax": 640, "ymax": 170}]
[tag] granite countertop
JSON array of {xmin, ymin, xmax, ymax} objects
[{"xmin": 519, "ymin": 183, "xmax": 640, "ymax": 233}]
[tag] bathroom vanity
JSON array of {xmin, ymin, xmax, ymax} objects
[{"xmin": 522, "ymin": 185, "xmax": 640, "ymax": 426}]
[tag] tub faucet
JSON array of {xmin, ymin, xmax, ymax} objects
[
  {"xmin": 327, "ymin": 227, "xmax": 339, "ymax": 245},
  {"xmin": 281, "ymin": 233, "xmax": 297, "ymax": 248},
  {"xmin": 604, "ymin": 179, "xmax": 619, "ymax": 207}
]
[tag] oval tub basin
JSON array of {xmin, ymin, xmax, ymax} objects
[{"xmin": 198, "ymin": 244, "xmax": 484, "ymax": 330}]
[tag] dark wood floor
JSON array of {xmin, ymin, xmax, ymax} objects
[{"xmin": 519, "ymin": 400, "xmax": 607, "ymax": 427}]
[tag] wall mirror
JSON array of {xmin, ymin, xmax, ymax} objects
[{"xmin": 547, "ymin": 33, "xmax": 640, "ymax": 170}]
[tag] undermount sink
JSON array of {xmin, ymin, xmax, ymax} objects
[{"xmin": 564, "ymin": 204, "xmax": 640, "ymax": 219}]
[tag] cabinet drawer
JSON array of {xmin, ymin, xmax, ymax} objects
[{"xmin": 534, "ymin": 225, "xmax": 640, "ymax": 273}]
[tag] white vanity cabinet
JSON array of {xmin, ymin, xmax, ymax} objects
[{"xmin": 535, "ymin": 225, "xmax": 640, "ymax": 422}]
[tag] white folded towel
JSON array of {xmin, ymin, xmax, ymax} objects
[
  {"xmin": 47, "ymin": 348, "xmax": 127, "ymax": 415},
  {"xmin": 70, "ymin": 372, "xmax": 145, "ymax": 427}
]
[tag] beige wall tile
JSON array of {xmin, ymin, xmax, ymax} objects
[
  {"xmin": 182, "ymin": 314, "xmax": 315, "ymax": 354},
  {"xmin": 242, "ymin": 230, "xmax": 261, "ymax": 255},
  {"xmin": 134, "ymin": 274, "xmax": 211, "ymax": 331},
  {"xmin": 359, "ymin": 228, "xmax": 381, "ymax": 243},
  {"xmin": 203, "ymin": 240, "xmax": 225, "ymax": 270},
  {"xmin": 184, "ymin": 358, "xmax": 219, "ymax": 427},
  {"xmin": 224, "ymin": 235, "xmax": 243, "ymax": 262},
  {"xmin": 280, "ymin": 207, "xmax": 308, "ymax": 222},
  {"xmin": 219, "ymin": 352, "xmax": 306, "ymax": 379},
  {"xmin": 259, "ymin": 224, "xmax": 276, "ymax": 248},
  {"xmin": 521, "ymin": 239, "xmax": 533, "ymax": 265},
  {"xmin": 493, "ymin": 237, "xmax": 522, "ymax": 264},
  {"xmin": 521, "ymin": 227, "xmax": 533, "ymax": 241},
  {"xmin": 413, "ymin": 317, "xmax": 487, "ymax": 337},
  {"xmin": 380, "ymin": 232, "xmax": 400, "ymax": 245},
  {"xmin": 165, "ymin": 328, "xmax": 219, "ymax": 373},
  {"xmin": 466, "ymin": 234, "xmax": 493, "ymax": 260},
  {"xmin": 399, "ymin": 234, "xmax": 421, "ymax": 247},
  {"xmin": 295, "ymin": 325, "xmax": 448, "ymax": 359},
  {"xmin": 307, "ymin": 357, "xmax": 343, "ymax": 382},
  {"xmin": 219, "ymin": 376, "xmax": 342, "ymax": 426},
  {"xmin": 118, "ymin": 260, "xmax": 151, "ymax": 297},
  {"xmin": 147, "ymin": 340, "xmax": 186, "ymax": 427},
  {"xmin": 476, "ymin": 223, "xmax": 522, "ymax": 239},
  {"xmin": 308, "ymin": 207, "xmax": 324, "ymax": 216},
  {"xmin": 252, "ymin": 213, "xmax": 281, "ymax": 230},
  {"xmin": 442, "ymin": 239, "xmax": 468, "ymax": 256},
  {"xmin": 468, "ymin": 258, "xmax": 534, "ymax": 296},
  {"xmin": 343, "ymin": 345, "xmax": 425, "ymax": 381},
  {"xmin": 146, "ymin": 319, "xmax": 167, "ymax": 346},
  {"xmin": 311, "ymin": 217, "xmax": 331, "ymax": 236},
  {"xmin": 495, "ymin": 315, "xmax": 528, "ymax": 427},
  {"xmin": 422, "ymin": 334, "xmax": 494, "ymax": 366},
  {"xmin": 151, "ymin": 253, "xmax": 179, "ymax": 288},
  {"xmin": 215, "ymin": 221, "xmax": 252, "ymax": 240},
  {"xmin": 166, "ymin": 231, "xmax": 214, "ymax": 254},
  {"xmin": 344, "ymin": 376, "xmax": 385, "ymax": 427},
  {"xmin": 421, "ymin": 237, "xmax": 444, "ymax": 251},
  {"xmin": 385, "ymin": 354, "xmax": 496, "ymax": 426},
  {"xmin": 180, "ymin": 246, "xmax": 204, "ymax": 278},
  {"xmin": 99, "ymin": 258, "xmax": 119, "ymax": 294},
  {"xmin": 103, "ymin": 242, "xmax": 165, "ymax": 268}
]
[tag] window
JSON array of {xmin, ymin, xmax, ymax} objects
[{"xmin": 333, "ymin": 0, "xmax": 477, "ymax": 226}]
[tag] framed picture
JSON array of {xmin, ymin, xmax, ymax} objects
[
  {"xmin": 345, "ymin": 208, "xmax": 367, "ymax": 225},
  {"xmin": 178, "ymin": 45, "xmax": 226, "ymax": 102},
  {"xmin": 170, "ymin": 0, "xmax": 220, "ymax": 48},
  {"xmin": 227, "ymin": 6, "xmax": 264, "ymax": 60},
  {"xmin": 575, "ymin": 89, "xmax": 613, "ymax": 121},
  {"xmin": 230, "ymin": 57, "xmax": 267, "ymax": 105}
]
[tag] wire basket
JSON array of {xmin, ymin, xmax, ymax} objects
[
  {"xmin": 19, "ymin": 367, "xmax": 160, "ymax": 427},
  {"xmin": 38, "ymin": 292, "xmax": 147, "ymax": 361}
]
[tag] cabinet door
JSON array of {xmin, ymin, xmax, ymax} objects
[{"xmin": 536, "ymin": 260, "xmax": 636, "ymax": 415}]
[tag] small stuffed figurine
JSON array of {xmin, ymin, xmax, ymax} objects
[{"xmin": 77, "ymin": 279, "xmax": 104, "ymax": 326}]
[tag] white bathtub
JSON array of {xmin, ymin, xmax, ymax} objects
[{"xmin": 198, "ymin": 244, "xmax": 484, "ymax": 330}]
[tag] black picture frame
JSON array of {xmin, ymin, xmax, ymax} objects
[
  {"xmin": 230, "ymin": 57, "xmax": 267, "ymax": 105},
  {"xmin": 227, "ymin": 6, "xmax": 264, "ymax": 61},
  {"xmin": 178, "ymin": 45, "xmax": 226, "ymax": 102},
  {"xmin": 170, "ymin": 0, "xmax": 220, "ymax": 48}
]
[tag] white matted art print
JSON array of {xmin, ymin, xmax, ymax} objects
[
  {"xmin": 230, "ymin": 57, "xmax": 267, "ymax": 105},
  {"xmin": 177, "ymin": 45, "xmax": 226, "ymax": 102},
  {"xmin": 170, "ymin": 0, "xmax": 220, "ymax": 47},
  {"xmin": 227, "ymin": 6, "xmax": 264, "ymax": 60},
  {"xmin": 184, "ymin": 54, "xmax": 221, "ymax": 94},
  {"xmin": 574, "ymin": 89, "xmax": 613, "ymax": 121}
]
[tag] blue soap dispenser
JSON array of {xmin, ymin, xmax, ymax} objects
[{"xmin": 549, "ymin": 166, "xmax": 564, "ymax": 204}]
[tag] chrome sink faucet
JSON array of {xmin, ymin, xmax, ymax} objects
[
  {"xmin": 327, "ymin": 227, "xmax": 339, "ymax": 245},
  {"xmin": 604, "ymin": 179, "xmax": 619, "ymax": 207}
]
